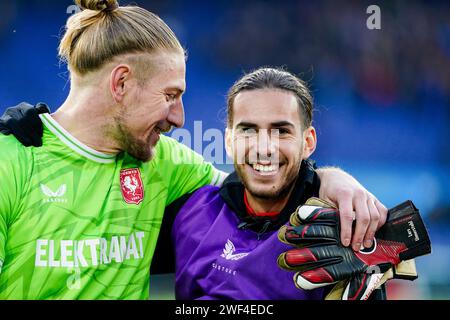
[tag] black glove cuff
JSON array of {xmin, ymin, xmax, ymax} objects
[{"xmin": 376, "ymin": 200, "xmax": 431, "ymax": 261}]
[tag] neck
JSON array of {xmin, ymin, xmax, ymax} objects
[
  {"xmin": 52, "ymin": 87, "xmax": 121, "ymax": 155},
  {"xmin": 244, "ymin": 189, "xmax": 292, "ymax": 214}
]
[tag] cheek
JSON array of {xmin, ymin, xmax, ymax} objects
[
  {"xmin": 279, "ymin": 140, "xmax": 303, "ymax": 162},
  {"xmin": 232, "ymin": 137, "xmax": 248, "ymax": 164},
  {"xmin": 151, "ymin": 106, "xmax": 169, "ymax": 122},
  {"xmin": 157, "ymin": 102, "xmax": 172, "ymax": 119},
  {"xmin": 139, "ymin": 103, "xmax": 169, "ymax": 124}
]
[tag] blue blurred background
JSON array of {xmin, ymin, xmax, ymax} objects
[{"xmin": 0, "ymin": 0, "xmax": 449, "ymax": 299}]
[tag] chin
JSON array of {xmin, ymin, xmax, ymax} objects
[
  {"xmin": 128, "ymin": 143, "xmax": 155, "ymax": 162},
  {"xmin": 245, "ymin": 183, "xmax": 285, "ymax": 199},
  {"xmin": 244, "ymin": 171, "xmax": 299, "ymax": 200},
  {"xmin": 142, "ymin": 147, "xmax": 156, "ymax": 162},
  {"xmin": 140, "ymin": 153, "xmax": 154, "ymax": 162}
]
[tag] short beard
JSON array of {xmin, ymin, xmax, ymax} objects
[
  {"xmin": 246, "ymin": 179, "xmax": 296, "ymax": 200},
  {"xmin": 235, "ymin": 160, "xmax": 300, "ymax": 202},
  {"xmin": 114, "ymin": 117, "xmax": 154, "ymax": 162},
  {"xmin": 241, "ymin": 171, "xmax": 298, "ymax": 201}
]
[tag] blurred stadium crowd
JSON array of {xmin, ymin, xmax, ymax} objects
[{"xmin": 0, "ymin": 0, "xmax": 449, "ymax": 299}]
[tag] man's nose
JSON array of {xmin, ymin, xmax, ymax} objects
[
  {"xmin": 168, "ymin": 99, "xmax": 185, "ymax": 128},
  {"xmin": 256, "ymin": 130, "xmax": 277, "ymax": 157}
]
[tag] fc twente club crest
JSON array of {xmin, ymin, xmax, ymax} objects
[{"xmin": 120, "ymin": 168, "xmax": 144, "ymax": 205}]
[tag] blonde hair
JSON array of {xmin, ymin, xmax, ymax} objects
[{"xmin": 59, "ymin": 0, "xmax": 183, "ymax": 75}]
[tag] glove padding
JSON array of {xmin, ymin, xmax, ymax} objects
[
  {"xmin": 0, "ymin": 102, "xmax": 49, "ymax": 147},
  {"xmin": 324, "ymin": 259, "xmax": 418, "ymax": 300},
  {"xmin": 277, "ymin": 197, "xmax": 431, "ymax": 300}
]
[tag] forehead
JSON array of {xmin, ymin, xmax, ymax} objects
[
  {"xmin": 232, "ymin": 89, "xmax": 301, "ymax": 126},
  {"xmin": 146, "ymin": 51, "xmax": 186, "ymax": 90}
]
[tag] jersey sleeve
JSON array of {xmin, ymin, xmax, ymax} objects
[
  {"xmin": 153, "ymin": 136, "xmax": 227, "ymax": 206},
  {"xmin": 0, "ymin": 135, "xmax": 30, "ymax": 271}
]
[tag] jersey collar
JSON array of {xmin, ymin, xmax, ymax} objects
[{"xmin": 40, "ymin": 113, "xmax": 116, "ymax": 164}]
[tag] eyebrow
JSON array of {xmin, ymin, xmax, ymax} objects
[
  {"xmin": 166, "ymin": 87, "xmax": 185, "ymax": 95},
  {"xmin": 235, "ymin": 121, "xmax": 295, "ymax": 128},
  {"xmin": 270, "ymin": 121, "xmax": 295, "ymax": 128},
  {"xmin": 235, "ymin": 122, "xmax": 258, "ymax": 128}
]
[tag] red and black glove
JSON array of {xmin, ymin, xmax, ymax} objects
[{"xmin": 277, "ymin": 198, "xmax": 431, "ymax": 300}]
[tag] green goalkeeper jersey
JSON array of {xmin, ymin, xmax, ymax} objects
[{"xmin": 0, "ymin": 113, "xmax": 224, "ymax": 300}]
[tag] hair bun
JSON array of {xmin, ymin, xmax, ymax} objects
[{"xmin": 76, "ymin": 0, "xmax": 119, "ymax": 12}]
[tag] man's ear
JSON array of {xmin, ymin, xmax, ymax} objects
[
  {"xmin": 302, "ymin": 126, "xmax": 317, "ymax": 159},
  {"xmin": 110, "ymin": 64, "xmax": 132, "ymax": 103},
  {"xmin": 225, "ymin": 127, "xmax": 234, "ymax": 159}
]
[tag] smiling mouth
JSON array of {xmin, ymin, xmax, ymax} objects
[
  {"xmin": 249, "ymin": 162, "xmax": 281, "ymax": 176},
  {"xmin": 159, "ymin": 125, "xmax": 173, "ymax": 134},
  {"xmin": 148, "ymin": 127, "xmax": 162, "ymax": 146},
  {"xmin": 151, "ymin": 126, "xmax": 165, "ymax": 139},
  {"xmin": 153, "ymin": 127, "xmax": 162, "ymax": 135}
]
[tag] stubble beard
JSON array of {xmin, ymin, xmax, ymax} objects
[
  {"xmin": 115, "ymin": 119, "xmax": 154, "ymax": 162},
  {"xmin": 235, "ymin": 160, "xmax": 301, "ymax": 201}
]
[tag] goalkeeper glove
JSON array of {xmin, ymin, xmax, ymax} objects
[
  {"xmin": 0, "ymin": 102, "xmax": 49, "ymax": 147},
  {"xmin": 277, "ymin": 197, "xmax": 431, "ymax": 300},
  {"xmin": 324, "ymin": 259, "xmax": 418, "ymax": 299}
]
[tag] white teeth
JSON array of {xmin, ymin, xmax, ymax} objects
[{"xmin": 252, "ymin": 163, "xmax": 278, "ymax": 172}]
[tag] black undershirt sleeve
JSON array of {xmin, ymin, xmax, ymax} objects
[{"xmin": 150, "ymin": 193, "xmax": 193, "ymax": 275}]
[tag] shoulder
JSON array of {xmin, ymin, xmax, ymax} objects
[
  {"xmin": 189, "ymin": 185, "xmax": 222, "ymax": 202},
  {"xmin": 153, "ymin": 135, "xmax": 181, "ymax": 158},
  {"xmin": 0, "ymin": 134, "xmax": 32, "ymax": 217},
  {"xmin": 153, "ymin": 135, "xmax": 204, "ymax": 165},
  {"xmin": 0, "ymin": 134, "xmax": 32, "ymax": 164},
  {"xmin": 173, "ymin": 185, "xmax": 227, "ymax": 233},
  {"xmin": 179, "ymin": 185, "xmax": 223, "ymax": 213},
  {"xmin": 154, "ymin": 134, "xmax": 176, "ymax": 154}
]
